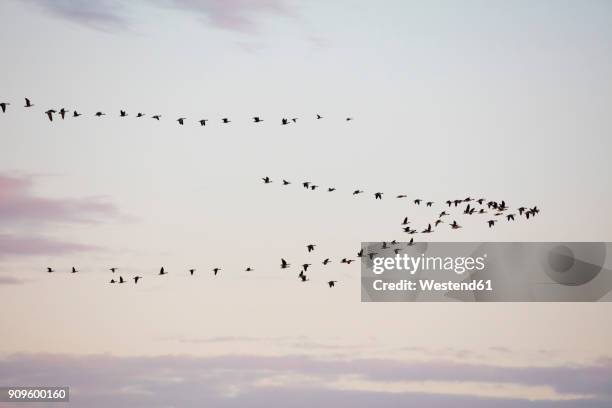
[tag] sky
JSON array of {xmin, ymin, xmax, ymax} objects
[{"xmin": 1, "ymin": 0, "xmax": 612, "ymax": 406}]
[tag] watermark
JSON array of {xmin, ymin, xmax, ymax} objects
[
  {"xmin": 0, "ymin": 386, "xmax": 69, "ymax": 402},
  {"xmin": 361, "ymin": 242, "xmax": 612, "ymax": 302}
]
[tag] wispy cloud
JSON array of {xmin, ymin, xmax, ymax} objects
[
  {"xmin": 0, "ymin": 353, "xmax": 610, "ymax": 407},
  {"xmin": 0, "ymin": 234, "xmax": 99, "ymax": 258},
  {"xmin": 24, "ymin": 0, "xmax": 293, "ymax": 33},
  {"xmin": 0, "ymin": 173, "xmax": 119, "ymax": 225},
  {"xmin": 0, "ymin": 276, "xmax": 26, "ymax": 285}
]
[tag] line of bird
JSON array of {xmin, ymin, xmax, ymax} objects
[
  {"xmin": 45, "ymin": 244, "xmax": 353, "ymax": 288},
  {"xmin": 261, "ymin": 176, "xmax": 540, "ymax": 233},
  {"xmin": 0, "ymin": 98, "xmax": 352, "ymax": 126}
]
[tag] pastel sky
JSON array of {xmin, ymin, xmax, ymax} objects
[{"xmin": 1, "ymin": 0, "xmax": 612, "ymax": 406}]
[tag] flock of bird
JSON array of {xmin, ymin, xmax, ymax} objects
[
  {"xmin": 261, "ymin": 176, "xmax": 540, "ymax": 235},
  {"xmin": 0, "ymin": 97, "xmax": 352, "ymax": 126},
  {"xmin": 45, "ymin": 242, "xmax": 343, "ymax": 288},
  {"xmin": 1, "ymin": 97, "xmax": 541, "ymax": 288}
]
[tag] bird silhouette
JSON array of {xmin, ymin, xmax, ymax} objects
[
  {"xmin": 281, "ymin": 259, "xmax": 290, "ymax": 269},
  {"xmin": 487, "ymin": 220, "xmax": 497, "ymax": 228},
  {"xmin": 253, "ymin": 116, "xmax": 263, "ymax": 123},
  {"xmin": 71, "ymin": 266, "xmax": 78, "ymax": 273},
  {"xmin": 397, "ymin": 194, "xmax": 407, "ymax": 198},
  {"xmin": 59, "ymin": 108, "xmax": 68, "ymax": 119},
  {"xmin": 291, "ymin": 118, "xmax": 298, "ymax": 123},
  {"xmin": 328, "ymin": 187, "xmax": 336, "ymax": 192},
  {"xmin": 328, "ymin": 280, "xmax": 338, "ymax": 288},
  {"xmin": 426, "ymin": 201, "xmax": 434, "ymax": 207},
  {"xmin": 307, "ymin": 244, "xmax": 316, "ymax": 252},
  {"xmin": 72, "ymin": 111, "xmax": 81, "ymax": 117},
  {"xmin": 24, "ymin": 98, "xmax": 33, "ymax": 108},
  {"xmin": 222, "ymin": 118, "xmax": 231, "ymax": 124},
  {"xmin": 245, "ymin": 267, "xmax": 253, "ymax": 272},
  {"xmin": 451, "ymin": 220, "xmax": 461, "ymax": 229},
  {"xmin": 0, "ymin": 102, "xmax": 9, "ymax": 113},
  {"xmin": 47, "ymin": 267, "xmax": 54, "ymax": 273},
  {"xmin": 407, "ymin": 238, "xmax": 415, "ymax": 246},
  {"xmin": 159, "ymin": 267, "xmax": 167, "ymax": 275},
  {"xmin": 507, "ymin": 214, "xmax": 515, "ymax": 221},
  {"xmin": 133, "ymin": 276, "xmax": 142, "ymax": 284},
  {"xmin": 199, "ymin": 119, "xmax": 208, "ymax": 126},
  {"xmin": 152, "ymin": 115, "xmax": 161, "ymax": 120},
  {"xmin": 422, "ymin": 224, "xmax": 433, "ymax": 233},
  {"xmin": 414, "ymin": 199, "xmax": 422, "ymax": 205},
  {"xmin": 302, "ymin": 263, "xmax": 312, "ymax": 272},
  {"xmin": 120, "ymin": 110, "xmax": 127, "ymax": 117},
  {"xmin": 110, "ymin": 279, "xmax": 116, "ymax": 284},
  {"xmin": 213, "ymin": 268, "xmax": 221, "ymax": 276},
  {"xmin": 281, "ymin": 118, "xmax": 289, "ymax": 125},
  {"xmin": 353, "ymin": 190, "xmax": 363, "ymax": 195},
  {"xmin": 95, "ymin": 112, "xmax": 105, "ymax": 117},
  {"xmin": 119, "ymin": 276, "xmax": 125, "ymax": 284},
  {"xmin": 262, "ymin": 176, "xmax": 272, "ymax": 184},
  {"xmin": 341, "ymin": 258, "xmax": 355, "ymax": 264},
  {"xmin": 109, "ymin": 267, "xmax": 118, "ymax": 273},
  {"xmin": 136, "ymin": 113, "xmax": 145, "ymax": 118},
  {"xmin": 282, "ymin": 179, "xmax": 291, "ymax": 185},
  {"xmin": 374, "ymin": 192, "xmax": 383, "ymax": 199},
  {"xmin": 177, "ymin": 118, "xmax": 186, "ymax": 125},
  {"xmin": 346, "ymin": 117, "xmax": 353, "ymax": 121},
  {"xmin": 45, "ymin": 110, "xmax": 56, "ymax": 121},
  {"xmin": 402, "ymin": 217, "xmax": 409, "ymax": 225},
  {"xmin": 322, "ymin": 258, "xmax": 331, "ymax": 265},
  {"xmin": 189, "ymin": 269, "xmax": 196, "ymax": 275},
  {"xmin": 316, "ymin": 114, "xmax": 323, "ymax": 119}
]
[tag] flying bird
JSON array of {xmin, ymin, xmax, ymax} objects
[
  {"xmin": 281, "ymin": 259, "xmax": 290, "ymax": 269},
  {"xmin": 133, "ymin": 276, "xmax": 142, "ymax": 284},
  {"xmin": 487, "ymin": 220, "xmax": 497, "ymax": 228},
  {"xmin": 71, "ymin": 267, "xmax": 78, "ymax": 273},
  {"xmin": 199, "ymin": 119, "xmax": 208, "ymax": 126},
  {"xmin": 451, "ymin": 220, "xmax": 461, "ymax": 229},
  {"xmin": 262, "ymin": 176, "xmax": 272, "ymax": 184},
  {"xmin": 109, "ymin": 267, "xmax": 118, "ymax": 273},
  {"xmin": 245, "ymin": 267, "xmax": 253, "ymax": 272},
  {"xmin": 213, "ymin": 268, "xmax": 221, "ymax": 276},
  {"xmin": 95, "ymin": 111, "xmax": 105, "ymax": 117},
  {"xmin": 414, "ymin": 199, "xmax": 422, "ymax": 205},
  {"xmin": 316, "ymin": 114, "xmax": 323, "ymax": 119},
  {"xmin": 189, "ymin": 269, "xmax": 196, "ymax": 275},
  {"xmin": 374, "ymin": 192, "xmax": 383, "ymax": 199},
  {"xmin": 422, "ymin": 224, "xmax": 433, "ymax": 233},
  {"xmin": 152, "ymin": 115, "xmax": 161, "ymax": 120},
  {"xmin": 59, "ymin": 108, "xmax": 68, "ymax": 119},
  {"xmin": 136, "ymin": 113, "xmax": 145, "ymax": 118},
  {"xmin": 0, "ymin": 102, "xmax": 9, "ymax": 113},
  {"xmin": 45, "ymin": 110, "xmax": 56, "ymax": 121},
  {"xmin": 328, "ymin": 280, "xmax": 338, "ymax": 288},
  {"xmin": 281, "ymin": 118, "xmax": 289, "ymax": 125},
  {"xmin": 322, "ymin": 258, "xmax": 331, "ymax": 265},
  {"xmin": 72, "ymin": 111, "xmax": 81, "ymax": 117},
  {"xmin": 307, "ymin": 244, "xmax": 316, "ymax": 252},
  {"xmin": 328, "ymin": 187, "xmax": 336, "ymax": 192},
  {"xmin": 120, "ymin": 110, "xmax": 127, "ymax": 117},
  {"xmin": 302, "ymin": 263, "xmax": 312, "ymax": 272},
  {"xmin": 353, "ymin": 190, "xmax": 363, "ymax": 195},
  {"xmin": 282, "ymin": 179, "xmax": 291, "ymax": 185},
  {"xmin": 24, "ymin": 98, "xmax": 33, "ymax": 108},
  {"xmin": 159, "ymin": 267, "xmax": 167, "ymax": 275},
  {"xmin": 177, "ymin": 117, "xmax": 186, "ymax": 125},
  {"xmin": 222, "ymin": 118, "xmax": 230, "ymax": 124},
  {"xmin": 47, "ymin": 267, "xmax": 54, "ymax": 273},
  {"xmin": 253, "ymin": 116, "xmax": 263, "ymax": 123},
  {"xmin": 119, "ymin": 276, "xmax": 125, "ymax": 284}
]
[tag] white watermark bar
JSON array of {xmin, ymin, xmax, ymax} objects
[
  {"xmin": 361, "ymin": 242, "xmax": 612, "ymax": 302},
  {"xmin": 0, "ymin": 387, "xmax": 69, "ymax": 402}
]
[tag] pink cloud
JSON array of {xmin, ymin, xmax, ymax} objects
[
  {"xmin": 25, "ymin": 0, "xmax": 293, "ymax": 33},
  {"xmin": 0, "ymin": 173, "xmax": 119, "ymax": 225},
  {"xmin": 0, "ymin": 234, "xmax": 99, "ymax": 258}
]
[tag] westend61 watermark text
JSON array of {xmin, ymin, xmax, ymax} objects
[{"xmin": 361, "ymin": 242, "xmax": 612, "ymax": 302}]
